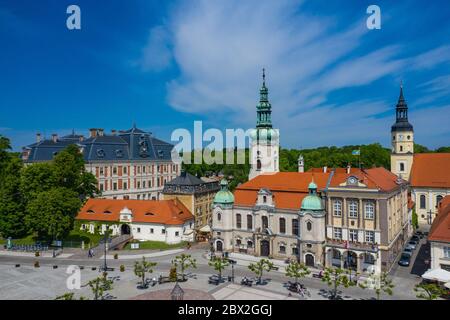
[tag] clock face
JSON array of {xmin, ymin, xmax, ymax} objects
[{"xmin": 348, "ymin": 177, "xmax": 357, "ymax": 184}]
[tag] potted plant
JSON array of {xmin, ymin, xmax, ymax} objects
[
  {"xmin": 114, "ymin": 253, "xmax": 118, "ymax": 259},
  {"xmin": 34, "ymin": 261, "xmax": 40, "ymax": 268},
  {"xmin": 120, "ymin": 265, "xmax": 125, "ymax": 272},
  {"xmin": 35, "ymin": 251, "xmax": 40, "ymax": 257}
]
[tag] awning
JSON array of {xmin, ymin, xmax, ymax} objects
[
  {"xmin": 199, "ymin": 225, "xmax": 211, "ymax": 233},
  {"xmin": 421, "ymin": 268, "xmax": 450, "ymax": 283}
]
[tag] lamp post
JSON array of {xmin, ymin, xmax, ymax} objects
[
  {"xmin": 228, "ymin": 259, "xmax": 237, "ymax": 282},
  {"xmin": 100, "ymin": 226, "xmax": 111, "ymax": 272}
]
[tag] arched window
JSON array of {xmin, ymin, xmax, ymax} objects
[
  {"xmin": 436, "ymin": 195, "xmax": 443, "ymax": 206},
  {"xmin": 263, "ymin": 195, "xmax": 267, "ymax": 203},
  {"xmin": 306, "ymin": 221, "xmax": 312, "ymax": 231},
  {"xmin": 217, "ymin": 212, "xmax": 222, "ymax": 221},
  {"xmin": 400, "ymin": 146, "xmax": 403, "ymax": 152},
  {"xmin": 247, "ymin": 240, "xmax": 253, "ymax": 248},
  {"xmin": 420, "ymin": 195, "xmax": 426, "ymax": 209},
  {"xmin": 279, "ymin": 218, "xmax": 286, "ymax": 234},
  {"xmin": 236, "ymin": 214, "xmax": 242, "ymax": 229},
  {"xmin": 262, "ymin": 216, "xmax": 268, "ymax": 230},
  {"xmin": 247, "ymin": 215, "xmax": 253, "ymax": 230},
  {"xmin": 399, "ymin": 163, "xmax": 405, "ymax": 172},
  {"xmin": 279, "ymin": 244, "xmax": 286, "ymax": 254}
]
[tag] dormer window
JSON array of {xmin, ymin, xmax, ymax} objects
[
  {"xmin": 87, "ymin": 210, "xmax": 95, "ymax": 214},
  {"xmin": 115, "ymin": 149, "xmax": 123, "ymax": 158},
  {"xmin": 158, "ymin": 150, "xmax": 164, "ymax": 158},
  {"xmin": 145, "ymin": 212, "xmax": 155, "ymax": 216},
  {"xmin": 96, "ymin": 149, "xmax": 105, "ymax": 158},
  {"xmin": 103, "ymin": 210, "xmax": 112, "ymax": 214}
]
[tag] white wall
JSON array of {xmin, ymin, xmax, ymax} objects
[{"xmin": 132, "ymin": 221, "xmax": 194, "ymax": 244}]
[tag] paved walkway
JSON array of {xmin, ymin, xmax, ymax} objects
[
  {"xmin": 213, "ymin": 283, "xmax": 298, "ymax": 300},
  {"xmin": 0, "ymin": 251, "xmax": 73, "ymax": 258},
  {"xmin": 100, "ymin": 249, "xmax": 185, "ymax": 260}
]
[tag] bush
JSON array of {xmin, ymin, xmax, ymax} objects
[
  {"xmin": 34, "ymin": 261, "xmax": 40, "ymax": 268},
  {"xmin": 114, "ymin": 253, "xmax": 118, "ymax": 260},
  {"xmin": 169, "ymin": 267, "xmax": 177, "ymax": 282},
  {"xmin": 35, "ymin": 251, "xmax": 40, "ymax": 257},
  {"xmin": 120, "ymin": 265, "xmax": 125, "ymax": 272}
]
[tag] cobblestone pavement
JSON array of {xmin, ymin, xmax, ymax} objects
[{"xmin": 0, "ymin": 247, "xmax": 422, "ymax": 300}]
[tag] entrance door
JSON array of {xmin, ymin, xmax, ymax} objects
[
  {"xmin": 260, "ymin": 240, "xmax": 270, "ymax": 257},
  {"xmin": 305, "ymin": 254, "xmax": 315, "ymax": 267},
  {"xmin": 121, "ymin": 224, "xmax": 130, "ymax": 235},
  {"xmin": 216, "ymin": 240, "xmax": 223, "ymax": 252}
]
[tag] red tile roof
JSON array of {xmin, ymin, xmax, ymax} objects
[
  {"xmin": 328, "ymin": 167, "xmax": 403, "ymax": 192},
  {"xmin": 410, "ymin": 153, "xmax": 450, "ymax": 188},
  {"xmin": 234, "ymin": 172, "xmax": 330, "ymax": 210},
  {"xmin": 76, "ymin": 198, "xmax": 194, "ymax": 225},
  {"xmin": 429, "ymin": 195, "xmax": 450, "ymax": 242}
]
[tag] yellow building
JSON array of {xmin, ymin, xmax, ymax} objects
[{"xmin": 162, "ymin": 171, "xmax": 220, "ymax": 241}]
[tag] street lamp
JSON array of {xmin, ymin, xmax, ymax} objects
[
  {"xmin": 100, "ymin": 226, "xmax": 111, "ymax": 272},
  {"xmin": 228, "ymin": 259, "xmax": 237, "ymax": 282}
]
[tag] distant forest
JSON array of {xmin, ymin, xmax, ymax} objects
[{"xmin": 183, "ymin": 143, "xmax": 450, "ymax": 190}]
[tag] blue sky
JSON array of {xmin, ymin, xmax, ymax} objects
[{"xmin": 1, "ymin": 0, "xmax": 450, "ymax": 151}]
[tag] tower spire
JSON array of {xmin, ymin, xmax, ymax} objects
[
  {"xmin": 262, "ymin": 68, "xmax": 266, "ymax": 87},
  {"xmin": 256, "ymin": 68, "xmax": 272, "ymax": 128}
]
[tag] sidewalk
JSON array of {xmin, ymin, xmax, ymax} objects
[
  {"xmin": 0, "ymin": 250, "xmax": 73, "ymax": 258},
  {"xmin": 100, "ymin": 248, "xmax": 185, "ymax": 260}
]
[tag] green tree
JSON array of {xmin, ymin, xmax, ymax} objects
[
  {"xmin": 208, "ymin": 256, "xmax": 229, "ymax": 280},
  {"xmin": 248, "ymin": 258, "xmax": 275, "ymax": 285},
  {"xmin": 134, "ymin": 257, "xmax": 157, "ymax": 288},
  {"xmin": 25, "ymin": 187, "xmax": 81, "ymax": 240},
  {"xmin": 20, "ymin": 163, "xmax": 55, "ymax": 202},
  {"xmin": 55, "ymin": 292, "xmax": 86, "ymax": 300},
  {"xmin": 321, "ymin": 267, "xmax": 356, "ymax": 300},
  {"xmin": 412, "ymin": 208, "xmax": 419, "ymax": 229},
  {"xmin": 172, "ymin": 253, "xmax": 197, "ymax": 282},
  {"xmin": 414, "ymin": 283, "xmax": 446, "ymax": 300},
  {"xmin": 285, "ymin": 261, "xmax": 310, "ymax": 286},
  {"xmin": 359, "ymin": 272, "xmax": 394, "ymax": 300},
  {"xmin": 0, "ymin": 156, "xmax": 27, "ymax": 238},
  {"xmin": 53, "ymin": 144, "xmax": 99, "ymax": 199},
  {"xmin": 87, "ymin": 273, "xmax": 114, "ymax": 300}
]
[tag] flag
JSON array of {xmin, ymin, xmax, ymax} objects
[{"xmin": 352, "ymin": 149, "xmax": 360, "ymax": 156}]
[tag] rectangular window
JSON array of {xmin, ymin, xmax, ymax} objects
[
  {"xmin": 99, "ymin": 167, "xmax": 104, "ymax": 176},
  {"xmin": 349, "ymin": 229, "xmax": 358, "ymax": 242},
  {"xmin": 333, "ymin": 227, "xmax": 342, "ymax": 240},
  {"xmin": 365, "ymin": 231, "xmax": 375, "ymax": 243},
  {"xmin": 137, "ymin": 181, "xmax": 141, "ymax": 189},
  {"xmin": 137, "ymin": 228, "xmax": 141, "ymax": 233},
  {"xmin": 113, "ymin": 182, "xmax": 117, "ymax": 191},
  {"xmin": 113, "ymin": 167, "xmax": 117, "ymax": 175},
  {"xmin": 162, "ymin": 229, "xmax": 166, "ymax": 234},
  {"xmin": 236, "ymin": 214, "xmax": 242, "ymax": 229},
  {"xmin": 150, "ymin": 228, "xmax": 154, "ymax": 234},
  {"xmin": 99, "ymin": 184, "xmax": 104, "ymax": 192},
  {"xmin": 444, "ymin": 246, "xmax": 450, "ymax": 259},
  {"xmin": 279, "ymin": 218, "xmax": 286, "ymax": 234},
  {"xmin": 123, "ymin": 182, "xmax": 128, "ymax": 190},
  {"xmin": 364, "ymin": 202, "xmax": 375, "ymax": 219},
  {"xmin": 247, "ymin": 215, "xmax": 253, "ymax": 230},
  {"xmin": 333, "ymin": 200, "xmax": 342, "ymax": 216},
  {"xmin": 175, "ymin": 231, "xmax": 179, "ymax": 237},
  {"xmin": 348, "ymin": 200, "xmax": 358, "ymax": 218},
  {"xmin": 292, "ymin": 219, "xmax": 299, "ymax": 236},
  {"xmin": 123, "ymin": 166, "xmax": 127, "ymax": 175}
]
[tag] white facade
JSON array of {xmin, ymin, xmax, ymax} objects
[
  {"xmin": 249, "ymin": 129, "xmax": 280, "ymax": 180},
  {"xmin": 430, "ymin": 241, "xmax": 450, "ymax": 270},
  {"xmin": 412, "ymin": 187, "xmax": 450, "ymax": 228}
]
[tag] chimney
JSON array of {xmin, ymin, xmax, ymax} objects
[
  {"xmin": 98, "ymin": 128, "xmax": 104, "ymax": 137},
  {"xmin": 111, "ymin": 129, "xmax": 117, "ymax": 136},
  {"xmin": 89, "ymin": 128, "xmax": 97, "ymax": 138},
  {"xmin": 346, "ymin": 164, "xmax": 351, "ymax": 174},
  {"xmin": 323, "ymin": 166, "xmax": 327, "ymax": 173},
  {"xmin": 51, "ymin": 134, "xmax": 58, "ymax": 143},
  {"xmin": 36, "ymin": 133, "xmax": 41, "ymax": 143}
]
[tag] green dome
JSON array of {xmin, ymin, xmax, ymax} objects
[
  {"xmin": 301, "ymin": 181, "xmax": 322, "ymax": 211},
  {"xmin": 249, "ymin": 128, "xmax": 279, "ymax": 141},
  {"xmin": 214, "ymin": 179, "xmax": 234, "ymax": 204}
]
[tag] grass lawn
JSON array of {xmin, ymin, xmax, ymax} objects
[
  {"xmin": 123, "ymin": 240, "xmax": 188, "ymax": 251},
  {"xmin": 1, "ymin": 231, "xmax": 102, "ymax": 247}
]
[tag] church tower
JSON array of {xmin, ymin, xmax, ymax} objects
[
  {"xmin": 390, "ymin": 84, "xmax": 414, "ymax": 180},
  {"xmin": 249, "ymin": 69, "xmax": 279, "ymax": 180}
]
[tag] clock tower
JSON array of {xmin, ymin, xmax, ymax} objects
[
  {"xmin": 390, "ymin": 84, "xmax": 414, "ymax": 180},
  {"xmin": 248, "ymin": 69, "xmax": 279, "ymax": 180}
]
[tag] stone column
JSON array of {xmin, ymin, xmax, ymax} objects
[
  {"xmin": 357, "ymin": 254, "xmax": 363, "ymax": 273},
  {"xmin": 325, "ymin": 249, "xmax": 331, "ymax": 268},
  {"xmin": 340, "ymin": 254, "xmax": 345, "ymax": 269}
]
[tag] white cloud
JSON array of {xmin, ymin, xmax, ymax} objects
[
  {"xmin": 138, "ymin": 0, "xmax": 450, "ymax": 148},
  {"xmin": 138, "ymin": 26, "xmax": 173, "ymax": 71}
]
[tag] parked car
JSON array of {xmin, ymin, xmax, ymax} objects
[
  {"xmin": 403, "ymin": 247, "xmax": 413, "ymax": 256},
  {"xmin": 407, "ymin": 241, "xmax": 417, "ymax": 250},
  {"xmin": 411, "ymin": 235, "xmax": 420, "ymax": 243},
  {"xmin": 398, "ymin": 253, "xmax": 411, "ymax": 266}
]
